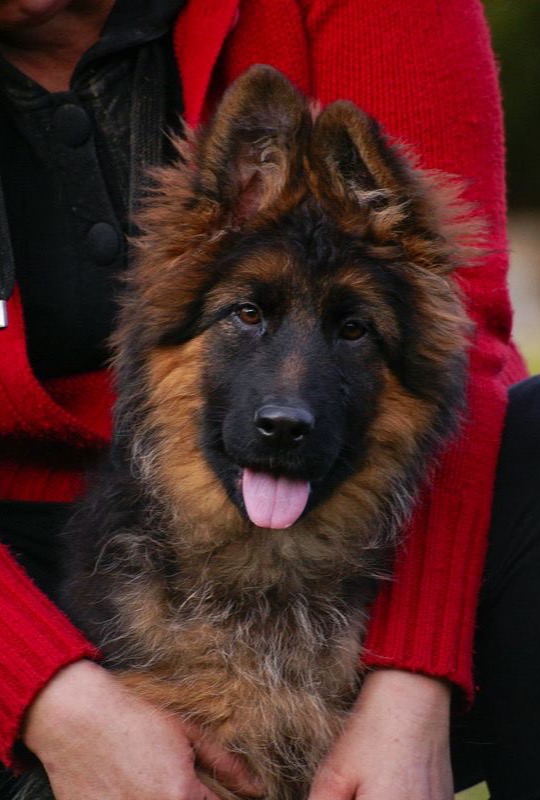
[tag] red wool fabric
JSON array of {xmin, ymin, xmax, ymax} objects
[{"xmin": 0, "ymin": 0, "xmax": 527, "ymax": 768}]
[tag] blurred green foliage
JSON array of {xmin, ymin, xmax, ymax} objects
[
  {"xmin": 456, "ymin": 782, "xmax": 489, "ymax": 800},
  {"xmin": 484, "ymin": 1, "xmax": 540, "ymax": 208}
]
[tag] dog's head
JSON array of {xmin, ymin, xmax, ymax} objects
[{"xmin": 115, "ymin": 66, "xmax": 474, "ymax": 548}]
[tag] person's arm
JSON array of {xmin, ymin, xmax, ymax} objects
[
  {"xmin": 0, "ymin": 546, "xmax": 261, "ymax": 799},
  {"xmin": 22, "ymin": 660, "xmax": 261, "ymax": 800},
  {"xmin": 309, "ymin": 671, "xmax": 453, "ymax": 800},
  {"xmin": 0, "ymin": 544, "xmax": 99, "ymax": 769}
]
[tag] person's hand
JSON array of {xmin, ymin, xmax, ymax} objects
[
  {"xmin": 308, "ymin": 670, "xmax": 453, "ymax": 800},
  {"xmin": 23, "ymin": 660, "xmax": 262, "ymax": 800}
]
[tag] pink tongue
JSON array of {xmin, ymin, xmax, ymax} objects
[{"xmin": 242, "ymin": 469, "xmax": 310, "ymax": 529}]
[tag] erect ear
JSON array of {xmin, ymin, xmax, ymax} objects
[
  {"xmin": 309, "ymin": 101, "xmax": 481, "ymax": 273},
  {"xmin": 309, "ymin": 100, "xmax": 415, "ymax": 213},
  {"xmin": 194, "ymin": 64, "xmax": 311, "ymax": 224}
]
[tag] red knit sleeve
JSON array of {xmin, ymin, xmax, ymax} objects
[
  {"xmin": 0, "ymin": 546, "xmax": 100, "ymax": 768},
  {"xmin": 297, "ymin": 0, "xmax": 523, "ymax": 701}
]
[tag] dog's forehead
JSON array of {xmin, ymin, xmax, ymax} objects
[
  {"xmin": 204, "ymin": 244, "xmax": 379, "ymax": 313},
  {"xmin": 204, "ymin": 205, "xmax": 387, "ymax": 314}
]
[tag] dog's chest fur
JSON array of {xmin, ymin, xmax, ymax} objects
[{"xmin": 87, "ymin": 526, "xmax": 370, "ymax": 799}]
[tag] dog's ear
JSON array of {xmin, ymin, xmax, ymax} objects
[
  {"xmin": 194, "ymin": 65, "xmax": 311, "ymax": 224},
  {"xmin": 310, "ymin": 101, "xmax": 481, "ymax": 274},
  {"xmin": 309, "ymin": 101, "xmax": 417, "ymax": 213}
]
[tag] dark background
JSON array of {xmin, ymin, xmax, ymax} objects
[
  {"xmin": 485, "ymin": 1, "xmax": 540, "ymax": 209},
  {"xmin": 484, "ymin": 1, "xmax": 540, "ymax": 375}
]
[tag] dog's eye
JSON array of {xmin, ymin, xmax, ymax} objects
[
  {"xmin": 339, "ymin": 320, "xmax": 367, "ymax": 341},
  {"xmin": 235, "ymin": 303, "xmax": 262, "ymax": 326}
]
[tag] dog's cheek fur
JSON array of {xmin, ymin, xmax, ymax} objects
[
  {"xmin": 140, "ymin": 337, "xmax": 246, "ymax": 546},
  {"xmin": 311, "ymin": 369, "xmax": 436, "ymax": 554},
  {"xmin": 379, "ymin": 265, "xmax": 468, "ymax": 414}
]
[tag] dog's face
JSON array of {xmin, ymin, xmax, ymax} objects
[
  {"xmin": 198, "ymin": 213, "xmax": 402, "ymax": 528},
  {"xmin": 115, "ymin": 66, "xmax": 472, "ymax": 541}
]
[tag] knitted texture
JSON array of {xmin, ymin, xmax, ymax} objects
[
  {"xmin": 0, "ymin": 0, "xmax": 528, "ymax": 766},
  {"xmin": 0, "ymin": 548, "xmax": 99, "ymax": 768}
]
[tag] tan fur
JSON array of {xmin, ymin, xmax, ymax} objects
[{"xmin": 144, "ymin": 339, "xmax": 244, "ymax": 544}]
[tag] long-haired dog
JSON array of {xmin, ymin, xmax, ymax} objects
[{"xmin": 19, "ymin": 65, "xmax": 476, "ymax": 800}]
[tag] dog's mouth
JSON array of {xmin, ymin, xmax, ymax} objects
[{"xmin": 241, "ymin": 468, "xmax": 311, "ymax": 529}]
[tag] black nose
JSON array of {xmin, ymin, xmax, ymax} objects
[{"xmin": 254, "ymin": 405, "xmax": 315, "ymax": 446}]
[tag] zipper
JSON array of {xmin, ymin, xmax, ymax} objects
[{"xmin": 0, "ymin": 175, "xmax": 15, "ymax": 328}]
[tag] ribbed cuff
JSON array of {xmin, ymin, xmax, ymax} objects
[
  {"xmin": 0, "ymin": 547, "xmax": 100, "ymax": 768},
  {"xmin": 363, "ymin": 492, "xmax": 492, "ymax": 704}
]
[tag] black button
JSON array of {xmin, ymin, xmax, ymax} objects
[
  {"xmin": 87, "ymin": 222, "xmax": 120, "ymax": 266},
  {"xmin": 53, "ymin": 104, "xmax": 91, "ymax": 147}
]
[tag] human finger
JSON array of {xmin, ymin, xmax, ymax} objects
[{"xmin": 194, "ymin": 735, "xmax": 264, "ymax": 797}]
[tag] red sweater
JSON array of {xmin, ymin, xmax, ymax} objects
[{"xmin": 0, "ymin": 0, "xmax": 527, "ymax": 768}]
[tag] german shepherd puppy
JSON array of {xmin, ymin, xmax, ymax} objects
[{"xmin": 20, "ymin": 66, "xmax": 474, "ymax": 800}]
